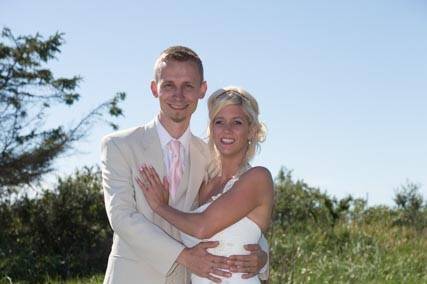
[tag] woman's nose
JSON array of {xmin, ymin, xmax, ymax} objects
[{"xmin": 223, "ymin": 123, "xmax": 232, "ymax": 132}]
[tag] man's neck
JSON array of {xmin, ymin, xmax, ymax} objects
[{"xmin": 158, "ymin": 115, "xmax": 190, "ymax": 139}]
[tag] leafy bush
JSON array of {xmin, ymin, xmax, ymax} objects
[
  {"xmin": 272, "ymin": 168, "xmax": 353, "ymax": 231},
  {"xmin": 393, "ymin": 180, "xmax": 427, "ymax": 230},
  {"xmin": 0, "ymin": 167, "xmax": 112, "ymax": 283}
]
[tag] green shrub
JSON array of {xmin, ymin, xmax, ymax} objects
[
  {"xmin": 0, "ymin": 167, "xmax": 112, "ymax": 283},
  {"xmin": 393, "ymin": 181, "xmax": 427, "ymax": 231}
]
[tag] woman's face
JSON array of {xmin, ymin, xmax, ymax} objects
[{"xmin": 212, "ymin": 104, "xmax": 253, "ymax": 158}]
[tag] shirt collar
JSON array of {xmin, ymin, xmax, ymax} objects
[{"xmin": 155, "ymin": 116, "xmax": 191, "ymax": 152}]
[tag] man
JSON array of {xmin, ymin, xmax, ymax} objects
[{"xmin": 101, "ymin": 46, "xmax": 268, "ymax": 283}]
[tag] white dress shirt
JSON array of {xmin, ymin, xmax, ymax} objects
[{"xmin": 155, "ymin": 116, "xmax": 191, "ymax": 177}]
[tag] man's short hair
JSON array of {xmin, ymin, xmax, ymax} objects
[{"xmin": 154, "ymin": 46, "xmax": 204, "ymax": 82}]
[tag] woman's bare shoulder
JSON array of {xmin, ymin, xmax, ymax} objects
[
  {"xmin": 245, "ymin": 166, "xmax": 272, "ymax": 181},
  {"xmin": 240, "ymin": 166, "xmax": 273, "ymax": 191}
]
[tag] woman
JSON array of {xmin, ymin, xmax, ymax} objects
[{"xmin": 137, "ymin": 87, "xmax": 274, "ymax": 283}]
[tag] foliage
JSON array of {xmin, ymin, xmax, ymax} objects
[
  {"xmin": 268, "ymin": 168, "xmax": 427, "ymax": 283},
  {"xmin": 393, "ymin": 180, "xmax": 426, "ymax": 230},
  {"xmin": 0, "ymin": 167, "xmax": 112, "ymax": 283},
  {"xmin": 0, "ymin": 27, "xmax": 125, "ymax": 196},
  {"xmin": 273, "ymin": 167, "xmax": 354, "ymax": 231},
  {"xmin": 0, "ymin": 165, "xmax": 426, "ymax": 283}
]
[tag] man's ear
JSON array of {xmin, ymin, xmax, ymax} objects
[
  {"xmin": 151, "ymin": 80, "xmax": 159, "ymax": 98},
  {"xmin": 199, "ymin": 81, "xmax": 207, "ymax": 99}
]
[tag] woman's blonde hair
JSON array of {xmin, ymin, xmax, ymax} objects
[{"xmin": 207, "ymin": 86, "xmax": 267, "ymax": 177}]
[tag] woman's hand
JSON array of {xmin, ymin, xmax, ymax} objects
[{"xmin": 136, "ymin": 165, "xmax": 169, "ymax": 212}]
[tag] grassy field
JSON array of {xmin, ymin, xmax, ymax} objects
[{"xmin": 269, "ymin": 223, "xmax": 427, "ymax": 283}]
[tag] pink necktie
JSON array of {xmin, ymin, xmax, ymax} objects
[{"xmin": 168, "ymin": 140, "xmax": 183, "ymax": 200}]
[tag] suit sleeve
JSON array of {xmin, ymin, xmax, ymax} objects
[
  {"xmin": 101, "ymin": 136, "xmax": 185, "ymax": 276},
  {"xmin": 258, "ymin": 233, "xmax": 270, "ymax": 280}
]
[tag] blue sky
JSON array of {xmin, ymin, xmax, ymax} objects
[{"xmin": 1, "ymin": 0, "xmax": 426, "ymax": 205}]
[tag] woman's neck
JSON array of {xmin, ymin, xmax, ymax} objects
[{"xmin": 220, "ymin": 155, "xmax": 246, "ymax": 180}]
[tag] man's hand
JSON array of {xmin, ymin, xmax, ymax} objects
[
  {"xmin": 177, "ymin": 241, "xmax": 231, "ymax": 283},
  {"xmin": 228, "ymin": 244, "xmax": 268, "ymax": 279}
]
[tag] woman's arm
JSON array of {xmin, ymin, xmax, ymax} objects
[{"xmin": 138, "ymin": 165, "xmax": 274, "ymax": 239}]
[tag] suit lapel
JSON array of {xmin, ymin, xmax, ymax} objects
[
  {"xmin": 184, "ymin": 136, "xmax": 207, "ymax": 209},
  {"xmin": 138, "ymin": 120, "xmax": 166, "ymax": 183}
]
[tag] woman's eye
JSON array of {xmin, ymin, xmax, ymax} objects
[
  {"xmin": 234, "ymin": 120, "xmax": 243, "ymax": 125},
  {"xmin": 214, "ymin": 120, "xmax": 224, "ymax": 125}
]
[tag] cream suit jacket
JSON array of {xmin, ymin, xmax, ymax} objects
[{"xmin": 101, "ymin": 120, "xmax": 209, "ymax": 284}]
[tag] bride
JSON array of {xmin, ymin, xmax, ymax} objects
[{"xmin": 137, "ymin": 86, "xmax": 274, "ymax": 283}]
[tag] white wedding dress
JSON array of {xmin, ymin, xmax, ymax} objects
[{"xmin": 181, "ymin": 173, "xmax": 262, "ymax": 284}]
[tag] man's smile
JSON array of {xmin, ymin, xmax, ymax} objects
[{"xmin": 168, "ymin": 103, "xmax": 189, "ymax": 110}]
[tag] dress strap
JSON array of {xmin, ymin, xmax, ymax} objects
[
  {"xmin": 222, "ymin": 176, "xmax": 239, "ymax": 194},
  {"xmin": 222, "ymin": 164, "xmax": 252, "ymax": 194},
  {"xmin": 210, "ymin": 164, "xmax": 252, "ymax": 201}
]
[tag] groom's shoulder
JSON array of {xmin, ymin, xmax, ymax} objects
[
  {"xmin": 191, "ymin": 135, "xmax": 209, "ymax": 156},
  {"xmin": 101, "ymin": 126, "xmax": 139, "ymax": 145},
  {"xmin": 101, "ymin": 121, "xmax": 154, "ymax": 146}
]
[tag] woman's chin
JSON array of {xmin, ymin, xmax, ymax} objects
[{"xmin": 217, "ymin": 147, "xmax": 244, "ymax": 158}]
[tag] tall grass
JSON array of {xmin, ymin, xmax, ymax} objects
[
  {"xmin": 269, "ymin": 168, "xmax": 427, "ymax": 284},
  {"xmin": 269, "ymin": 222, "xmax": 426, "ymax": 283}
]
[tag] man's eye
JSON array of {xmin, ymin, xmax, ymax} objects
[{"xmin": 184, "ymin": 84, "xmax": 194, "ymax": 89}]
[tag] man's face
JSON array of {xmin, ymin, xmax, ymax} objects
[{"xmin": 151, "ymin": 60, "xmax": 206, "ymax": 125}]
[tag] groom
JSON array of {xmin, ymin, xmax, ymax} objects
[{"xmin": 101, "ymin": 46, "xmax": 268, "ymax": 283}]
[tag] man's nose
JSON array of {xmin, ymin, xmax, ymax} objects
[{"xmin": 173, "ymin": 87, "xmax": 185, "ymax": 99}]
